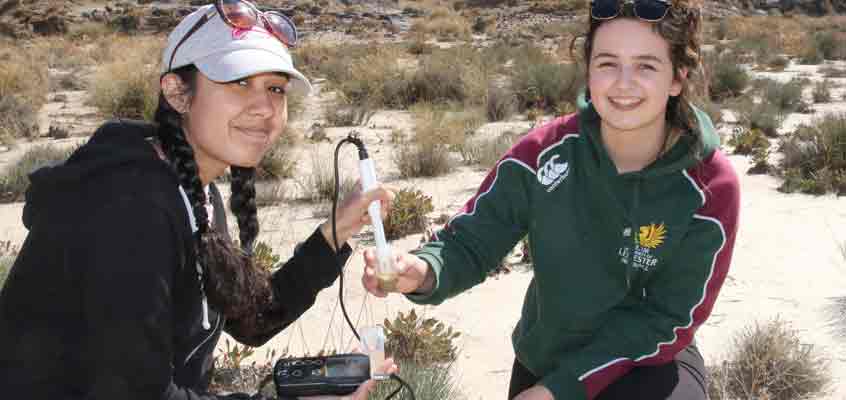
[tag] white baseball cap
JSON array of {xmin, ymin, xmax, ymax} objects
[{"xmin": 161, "ymin": 4, "xmax": 312, "ymax": 95}]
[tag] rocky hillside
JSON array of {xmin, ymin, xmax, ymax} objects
[{"xmin": 0, "ymin": 0, "xmax": 843, "ymax": 40}]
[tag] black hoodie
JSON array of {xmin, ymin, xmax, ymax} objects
[{"xmin": 0, "ymin": 120, "xmax": 348, "ymax": 399}]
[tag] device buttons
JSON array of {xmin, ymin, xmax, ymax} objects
[
  {"xmin": 311, "ymin": 369, "xmax": 322, "ymax": 376},
  {"xmin": 277, "ymin": 368, "xmax": 289, "ymax": 377},
  {"xmin": 292, "ymin": 369, "xmax": 303, "ymax": 378}
]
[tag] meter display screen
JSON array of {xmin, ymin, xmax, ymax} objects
[{"xmin": 325, "ymin": 357, "xmax": 368, "ymax": 378}]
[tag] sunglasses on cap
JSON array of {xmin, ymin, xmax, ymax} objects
[
  {"xmin": 590, "ymin": 0, "xmax": 671, "ymax": 22},
  {"xmin": 167, "ymin": 0, "xmax": 298, "ymax": 72}
]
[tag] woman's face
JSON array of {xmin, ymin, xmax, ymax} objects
[
  {"xmin": 588, "ymin": 18, "xmax": 683, "ymax": 135},
  {"xmin": 183, "ymin": 72, "xmax": 289, "ymax": 180}
]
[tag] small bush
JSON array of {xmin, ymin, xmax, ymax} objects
[
  {"xmin": 394, "ymin": 104, "xmax": 474, "ymax": 178},
  {"xmin": 409, "ymin": 8, "xmax": 472, "ymax": 41},
  {"xmin": 776, "ymin": 114, "xmax": 846, "ymax": 195},
  {"xmin": 0, "ymin": 145, "xmax": 75, "ymax": 203},
  {"xmin": 298, "ymin": 147, "xmax": 358, "ymax": 205},
  {"xmin": 460, "ymin": 131, "xmax": 519, "ymax": 169},
  {"xmin": 0, "ymin": 96, "xmax": 39, "ymax": 144},
  {"xmin": 210, "ymin": 342, "xmax": 280, "ymax": 395},
  {"xmin": 760, "ymin": 78, "xmax": 809, "ymax": 114},
  {"xmin": 819, "ymin": 66, "xmax": 846, "ymax": 78},
  {"xmin": 812, "ymin": 79, "xmax": 833, "ymax": 103},
  {"xmin": 252, "ymin": 241, "xmax": 280, "ymax": 272},
  {"xmin": 369, "ymin": 359, "xmax": 465, "ymax": 400},
  {"xmin": 485, "ymin": 85, "xmax": 517, "ymax": 122},
  {"xmin": 254, "ymin": 182, "xmax": 286, "ymax": 208},
  {"xmin": 384, "ymin": 188, "xmax": 434, "ymax": 240},
  {"xmin": 257, "ymin": 136, "xmax": 296, "ymax": 181},
  {"xmin": 511, "ymin": 59, "xmax": 580, "ymax": 112},
  {"xmin": 88, "ymin": 61, "xmax": 158, "ymax": 120},
  {"xmin": 394, "ymin": 142, "xmax": 454, "ymax": 179},
  {"xmin": 383, "ymin": 309, "xmax": 460, "ymax": 365},
  {"xmin": 705, "ymin": 52, "xmax": 749, "ymax": 101},
  {"xmin": 734, "ymin": 99, "xmax": 785, "ymax": 138},
  {"xmin": 811, "ymin": 31, "xmax": 846, "ymax": 61},
  {"xmin": 707, "ymin": 318, "xmax": 830, "ymax": 400},
  {"xmin": 728, "ymin": 127, "xmax": 770, "ymax": 156},
  {"xmin": 765, "ymin": 54, "xmax": 790, "ymax": 71},
  {"xmin": 0, "ymin": 46, "xmax": 49, "ymax": 140}
]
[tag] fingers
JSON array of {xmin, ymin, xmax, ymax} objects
[
  {"xmin": 362, "ymin": 249, "xmax": 388, "ymax": 297},
  {"xmin": 350, "ymin": 378, "xmax": 376, "ymax": 399}
]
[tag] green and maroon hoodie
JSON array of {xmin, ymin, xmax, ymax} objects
[{"xmin": 407, "ymin": 95, "xmax": 740, "ymax": 399}]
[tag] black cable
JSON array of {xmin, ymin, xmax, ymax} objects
[{"xmin": 331, "ymin": 133, "xmax": 415, "ymax": 400}]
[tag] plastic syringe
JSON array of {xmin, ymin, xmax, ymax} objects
[{"xmin": 358, "ymin": 156, "xmax": 398, "ymax": 292}]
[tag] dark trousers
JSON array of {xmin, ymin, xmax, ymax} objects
[{"xmin": 508, "ymin": 343, "xmax": 708, "ymax": 399}]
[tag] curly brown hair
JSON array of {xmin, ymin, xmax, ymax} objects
[{"xmin": 576, "ymin": 0, "xmax": 708, "ymax": 156}]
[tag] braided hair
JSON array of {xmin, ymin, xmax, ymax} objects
[{"xmin": 154, "ymin": 65, "xmax": 272, "ymax": 324}]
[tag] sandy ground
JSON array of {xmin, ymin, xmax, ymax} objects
[{"xmin": 1, "ymin": 60, "xmax": 845, "ymax": 399}]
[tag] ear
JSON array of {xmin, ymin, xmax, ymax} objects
[
  {"xmin": 670, "ymin": 67, "xmax": 689, "ymax": 97},
  {"xmin": 161, "ymin": 73, "xmax": 191, "ymax": 113}
]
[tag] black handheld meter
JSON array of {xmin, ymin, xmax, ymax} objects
[{"xmin": 274, "ymin": 353, "xmax": 371, "ymax": 397}]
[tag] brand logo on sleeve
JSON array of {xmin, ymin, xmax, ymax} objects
[{"xmin": 537, "ymin": 155, "xmax": 570, "ymax": 192}]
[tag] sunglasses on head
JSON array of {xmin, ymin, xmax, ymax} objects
[
  {"xmin": 167, "ymin": 0, "xmax": 298, "ymax": 72},
  {"xmin": 590, "ymin": 0, "xmax": 671, "ymax": 22}
]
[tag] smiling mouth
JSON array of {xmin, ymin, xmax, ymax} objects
[
  {"xmin": 236, "ymin": 127, "xmax": 270, "ymax": 144},
  {"xmin": 609, "ymin": 97, "xmax": 644, "ymax": 109}
]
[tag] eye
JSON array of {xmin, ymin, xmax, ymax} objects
[
  {"xmin": 639, "ymin": 64, "xmax": 658, "ymax": 71},
  {"xmin": 269, "ymin": 85, "xmax": 287, "ymax": 96},
  {"xmin": 597, "ymin": 62, "xmax": 617, "ymax": 69}
]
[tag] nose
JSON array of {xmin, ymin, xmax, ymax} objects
[
  {"xmin": 614, "ymin": 65, "xmax": 635, "ymax": 90},
  {"xmin": 247, "ymin": 88, "xmax": 276, "ymax": 118}
]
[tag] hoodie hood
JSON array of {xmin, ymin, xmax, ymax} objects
[
  {"xmin": 576, "ymin": 91, "xmax": 719, "ymax": 179},
  {"xmin": 23, "ymin": 120, "xmax": 175, "ymax": 229}
]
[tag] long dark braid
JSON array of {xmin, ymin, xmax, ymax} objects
[
  {"xmin": 154, "ymin": 65, "xmax": 271, "ymax": 325},
  {"xmin": 229, "ymin": 166, "xmax": 259, "ymax": 252}
]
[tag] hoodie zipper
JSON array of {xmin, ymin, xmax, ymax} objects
[{"xmin": 625, "ymin": 175, "xmax": 643, "ymax": 290}]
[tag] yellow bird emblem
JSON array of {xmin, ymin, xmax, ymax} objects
[{"xmin": 637, "ymin": 223, "xmax": 666, "ymax": 249}]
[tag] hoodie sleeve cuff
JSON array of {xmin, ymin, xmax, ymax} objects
[{"xmin": 290, "ymin": 227, "xmax": 352, "ymax": 287}]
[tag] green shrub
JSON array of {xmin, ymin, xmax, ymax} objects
[
  {"xmin": 383, "ymin": 309, "xmax": 460, "ymax": 365},
  {"xmin": 370, "ymin": 359, "xmax": 465, "ymax": 400},
  {"xmin": 88, "ymin": 61, "xmax": 158, "ymax": 120},
  {"xmin": 707, "ymin": 318, "xmax": 830, "ymax": 400},
  {"xmin": 705, "ymin": 52, "xmax": 749, "ymax": 101},
  {"xmin": 728, "ymin": 127, "xmax": 770, "ymax": 156},
  {"xmin": 257, "ymin": 136, "xmax": 296, "ymax": 181},
  {"xmin": 812, "ymin": 79, "xmax": 833, "ymax": 103},
  {"xmin": 734, "ymin": 99, "xmax": 785, "ymax": 138},
  {"xmin": 776, "ymin": 114, "xmax": 846, "ymax": 195},
  {"xmin": 385, "ymin": 188, "xmax": 434, "ymax": 240},
  {"xmin": 811, "ymin": 31, "xmax": 846, "ymax": 61},
  {"xmin": 511, "ymin": 59, "xmax": 580, "ymax": 112},
  {"xmin": 0, "ymin": 145, "xmax": 75, "ymax": 203},
  {"xmin": 760, "ymin": 78, "xmax": 809, "ymax": 114}
]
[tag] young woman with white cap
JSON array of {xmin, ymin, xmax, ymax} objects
[{"xmin": 0, "ymin": 1, "xmax": 394, "ymax": 399}]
